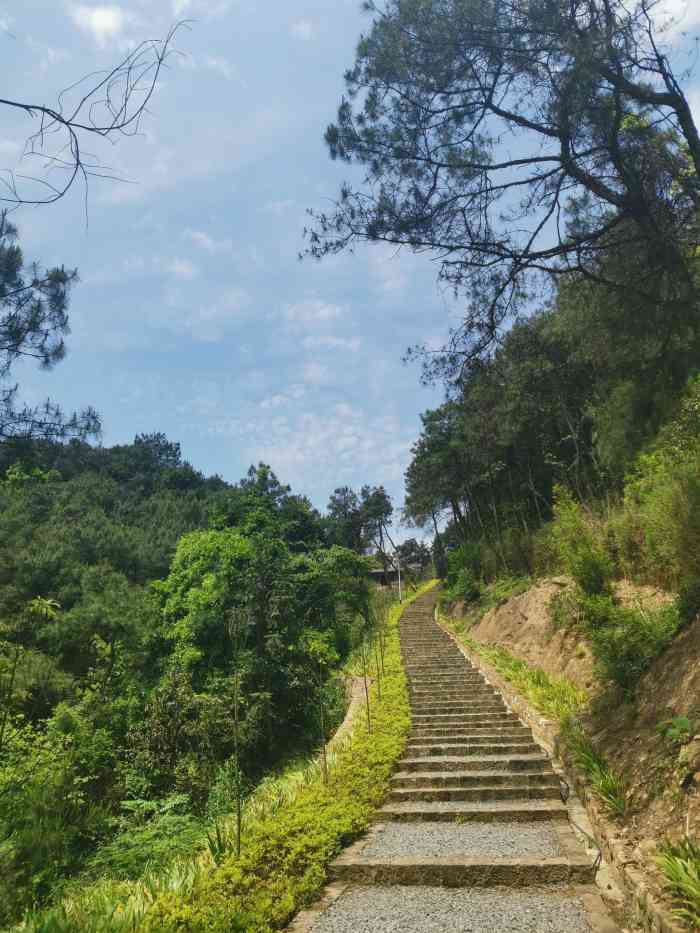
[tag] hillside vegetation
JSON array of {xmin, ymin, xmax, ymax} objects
[{"xmin": 0, "ymin": 437, "xmax": 398, "ymax": 928}]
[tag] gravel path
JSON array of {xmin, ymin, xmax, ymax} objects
[
  {"xmin": 311, "ymin": 885, "xmax": 593, "ymax": 932},
  {"xmin": 361, "ymin": 822, "xmax": 562, "ymax": 860}
]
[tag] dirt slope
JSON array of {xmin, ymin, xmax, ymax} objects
[
  {"xmin": 470, "ymin": 578, "xmax": 597, "ymax": 691},
  {"xmin": 466, "ymin": 578, "xmax": 699, "ymax": 857}
]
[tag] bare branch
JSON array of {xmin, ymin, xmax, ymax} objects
[{"xmin": 0, "ymin": 21, "xmax": 187, "ymax": 208}]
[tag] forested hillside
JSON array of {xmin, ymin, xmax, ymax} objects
[{"xmin": 0, "ymin": 437, "xmax": 393, "ymax": 926}]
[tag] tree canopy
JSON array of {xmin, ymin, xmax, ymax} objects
[
  {"xmin": 309, "ymin": 0, "xmax": 700, "ymax": 361},
  {"xmin": 0, "ymin": 214, "xmax": 99, "ymax": 441}
]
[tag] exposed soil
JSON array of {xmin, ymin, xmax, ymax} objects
[
  {"xmin": 455, "ymin": 578, "xmax": 700, "ymax": 923},
  {"xmin": 469, "ymin": 578, "xmax": 597, "ymax": 692}
]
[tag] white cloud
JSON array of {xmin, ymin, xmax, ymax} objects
[
  {"xmin": 302, "ymin": 361, "xmax": 332, "ymax": 386},
  {"xmin": 40, "ymin": 46, "xmax": 71, "ymax": 72},
  {"xmin": 169, "ymin": 258, "xmax": 199, "ymax": 280},
  {"xmin": 185, "ymin": 229, "xmax": 235, "ymax": 254},
  {"xmin": 368, "ymin": 244, "xmax": 409, "ymax": 294},
  {"xmin": 218, "ymin": 403, "xmax": 413, "ymax": 494},
  {"xmin": 291, "ymin": 19, "xmax": 316, "ymax": 41},
  {"xmin": 204, "ymin": 55, "xmax": 235, "ymax": 80},
  {"xmin": 259, "ymin": 385, "xmax": 306, "ymax": 410},
  {"xmin": 188, "ymin": 287, "xmax": 250, "ymax": 342},
  {"xmin": 302, "ymin": 335, "xmax": 361, "ymax": 352},
  {"xmin": 69, "ymin": 4, "xmax": 128, "ymax": 45},
  {"xmin": 285, "ymin": 299, "xmax": 343, "ymax": 325},
  {"xmin": 653, "ymin": 0, "xmax": 700, "ymax": 36},
  {"xmin": 172, "ymin": 0, "xmax": 232, "ymax": 17}
]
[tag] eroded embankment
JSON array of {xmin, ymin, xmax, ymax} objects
[{"xmin": 449, "ymin": 578, "xmax": 700, "ymax": 929}]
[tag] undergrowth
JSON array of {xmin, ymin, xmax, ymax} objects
[
  {"xmin": 18, "ymin": 581, "xmax": 435, "ymax": 933},
  {"xmin": 657, "ymin": 836, "xmax": 700, "ymax": 929}
]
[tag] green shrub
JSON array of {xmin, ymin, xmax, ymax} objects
[
  {"xmin": 86, "ymin": 797, "xmax": 203, "ymax": 881},
  {"xmin": 656, "ymin": 716, "xmax": 693, "ymax": 748},
  {"xmin": 482, "ymin": 576, "xmax": 531, "ymax": 609},
  {"xmin": 550, "ymin": 585, "xmax": 681, "ymax": 691},
  {"xmin": 677, "ymin": 579, "xmax": 700, "ymax": 627},
  {"xmin": 578, "ymin": 592, "xmax": 618, "ymax": 629},
  {"xmin": 446, "ymin": 545, "xmax": 480, "ymax": 586},
  {"xmin": 445, "ymin": 568, "xmax": 480, "ymax": 604},
  {"xmin": 570, "ymin": 548, "xmax": 614, "ymax": 596},
  {"xmin": 587, "ymin": 602, "xmax": 681, "ymax": 691},
  {"xmin": 560, "ymin": 717, "xmax": 627, "ymax": 818},
  {"xmin": 549, "ymin": 487, "xmax": 613, "ymax": 595},
  {"xmin": 548, "ymin": 588, "xmax": 581, "ymax": 629},
  {"xmin": 657, "ymin": 836, "xmax": 700, "ymax": 928}
]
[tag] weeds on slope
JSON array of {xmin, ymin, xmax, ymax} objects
[{"xmin": 657, "ymin": 836, "xmax": 700, "ymax": 929}]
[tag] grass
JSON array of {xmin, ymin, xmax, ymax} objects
[
  {"xmin": 657, "ymin": 836, "xmax": 700, "ymax": 929},
  {"xmin": 17, "ymin": 581, "xmax": 436, "ymax": 933},
  {"xmin": 440, "ymin": 611, "xmax": 628, "ymax": 820},
  {"xmin": 440, "ymin": 575, "xmax": 532, "ymax": 631},
  {"xmin": 440, "ymin": 612, "xmax": 586, "ymax": 722},
  {"xmin": 559, "ymin": 717, "xmax": 627, "ymax": 819}
]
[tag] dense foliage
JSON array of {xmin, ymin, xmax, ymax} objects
[
  {"xmin": 16, "ymin": 583, "xmax": 431, "ymax": 932},
  {"xmin": 0, "ymin": 438, "xmax": 375, "ymax": 926}
]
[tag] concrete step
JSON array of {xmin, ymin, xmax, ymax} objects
[
  {"xmin": 411, "ymin": 710, "xmax": 516, "ymax": 722},
  {"xmin": 409, "ymin": 685, "xmax": 493, "ymax": 695},
  {"xmin": 408, "ymin": 671, "xmax": 482, "ymax": 680},
  {"xmin": 405, "ymin": 742, "xmax": 540, "ymax": 757},
  {"xmin": 392, "ymin": 771, "xmax": 559, "ymax": 789},
  {"xmin": 387, "ymin": 784, "xmax": 562, "ymax": 803},
  {"xmin": 410, "ymin": 724, "xmax": 530, "ymax": 736},
  {"xmin": 408, "ymin": 678, "xmax": 485, "ymax": 688},
  {"xmin": 398, "ymin": 755, "xmax": 553, "ymax": 773},
  {"xmin": 409, "ymin": 686, "xmax": 494, "ymax": 703},
  {"xmin": 407, "ymin": 732, "xmax": 533, "ymax": 746},
  {"xmin": 377, "ymin": 800, "xmax": 570, "ymax": 823},
  {"xmin": 328, "ymin": 856, "xmax": 595, "ymax": 887},
  {"xmin": 411, "ymin": 712, "xmax": 513, "ymax": 725},
  {"xmin": 409, "ymin": 685, "xmax": 491, "ymax": 694},
  {"xmin": 411, "ymin": 693, "xmax": 506, "ymax": 716}
]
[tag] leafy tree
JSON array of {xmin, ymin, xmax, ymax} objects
[
  {"xmin": 394, "ymin": 538, "xmax": 431, "ymax": 571},
  {"xmin": 0, "ymin": 215, "xmax": 99, "ymax": 440},
  {"xmin": 359, "ymin": 484, "xmax": 394, "ymax": 564},
  {"xmin": 326, "ymin": 485, "xmax": 364, "ymax": 550},
  {"xmin": 309, "ymin": 0, "xmax": 700, "ymax": 359}
]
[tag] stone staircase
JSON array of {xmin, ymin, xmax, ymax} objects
[{"xmin": 295, "ymin": 591, "xmax": 619, "ymax": 932}]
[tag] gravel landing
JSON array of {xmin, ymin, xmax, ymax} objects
[
  {"xmin": 361, "ymin": 822, "xmax": 562, "ymax": 860},
  {"xmin": 311, "ymin": 885, "xmax": 593, "ymax": 932}
]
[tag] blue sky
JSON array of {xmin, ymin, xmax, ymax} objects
[
  {"xmin": 1, "ymin": 0, "xmax": 457, "ymax": 527},
  {"xmin": 2, "ymin": 0, "xmax": 700, "ymax": 529}
]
